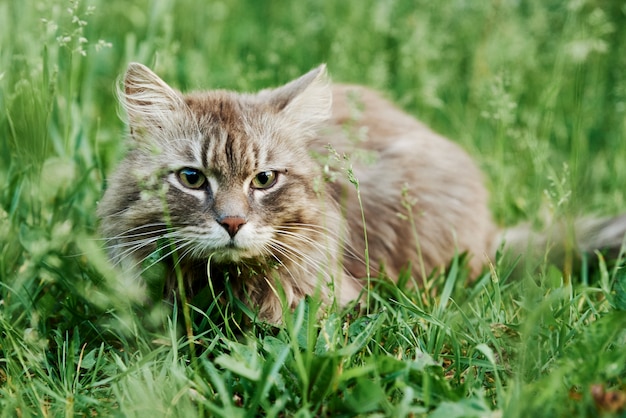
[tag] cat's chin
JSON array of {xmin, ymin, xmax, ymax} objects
[{"xmin": 204, "ymin": 247, "xmax": 265, "ymax": 264}]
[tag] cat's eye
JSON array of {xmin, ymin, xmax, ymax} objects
[
  {"xmin": 251, "ymin": 170, "xmax": 277, "ymax": 190},
  {"xmin": 177, "ymin": 168, "xmax": 207, "ymax": 189}
]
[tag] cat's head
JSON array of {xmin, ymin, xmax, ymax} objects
[{"xmin": 99, "ymin": 63, "xmax": 338, "ymax": 270}]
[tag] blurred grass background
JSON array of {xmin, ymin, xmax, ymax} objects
[{"xmin": 1, "ymin": 0, "xmax": 626, "ymax": 416}]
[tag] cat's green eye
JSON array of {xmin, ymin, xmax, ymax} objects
[
  {"xmin": 177, "ymin": 168, "xmax": 207, "ymax": 189},
  {"xmin": 251, "ymin": 171, "xmax": 277, "ymax": 190}
]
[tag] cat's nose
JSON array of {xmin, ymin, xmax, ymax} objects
[{"xmin": 218, "ymin": 216, "xmax": 247, "ymax": 238}]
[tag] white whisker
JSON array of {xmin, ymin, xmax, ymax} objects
[
  {"xmin": 267, "ymin": 237, "xmax": 333, "ymax": 283},
  {"xmin": 276, "ymin": 225, "xmax": 368, "ymax": 269},
  {"xmin": 258, "ymin": 245, "xmax": 300, "ymax": 286},
  {"xmin": 138, "ymin": 239, "xmax": 196, "ymax": 273},
  {"xmin": 264, "ymin": 241, "xmax": 320, "ymax": 296}
]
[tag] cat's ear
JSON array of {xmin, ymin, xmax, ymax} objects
[
  {"xmin": 264, "ymin": 65, "xmax": 332, "ymax": 135},
  {"xmin": 119, "ymin": 62, "xmax": 187, "ymax": 141}
]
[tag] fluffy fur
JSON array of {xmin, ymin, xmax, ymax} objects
[{"xmin": 98, "ymin": 63, "xmax": 626, "ymax": 322}]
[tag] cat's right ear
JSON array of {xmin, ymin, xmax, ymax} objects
[{"xmin": 119, "ymin": 63, "xmax": 187, "ymax": 141}]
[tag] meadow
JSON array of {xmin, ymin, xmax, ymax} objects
[{"xmin": 1, "ymin": 0, "xmax": 626, "ymax": 416}]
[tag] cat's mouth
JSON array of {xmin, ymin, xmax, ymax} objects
[{"xmin": 183, "ymin": 224, "xmax": 272, "ymax": 263}]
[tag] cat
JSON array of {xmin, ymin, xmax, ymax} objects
[{"xmin": 98, "ymin": 63, "xmax": 626, "ymax": 323}]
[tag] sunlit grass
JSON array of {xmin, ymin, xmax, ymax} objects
[{"xmin": 1, "ymin": 0, "xmax": 626, "ymax": 416}]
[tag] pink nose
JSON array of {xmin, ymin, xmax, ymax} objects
[{"xmin": 218, "ymin": 216, "xmax": 247, "ymax": 238}]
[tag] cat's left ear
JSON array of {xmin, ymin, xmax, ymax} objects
[{"xmin": 263, "ymin": 65, "xmax": 332, "ymax": 135}]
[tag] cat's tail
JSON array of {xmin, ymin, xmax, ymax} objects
[{"xmin": 494, "ymin": 213, "xmax": 626, "ymax": 274}]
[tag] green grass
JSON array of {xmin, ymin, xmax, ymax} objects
[{"xmin": 2, "ymin": 0, "xmax": 626, "ymax": 416}]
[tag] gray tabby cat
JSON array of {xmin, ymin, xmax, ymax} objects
[{"xmin": 98, "ymin": 63, "xmax": 626, "ymax": 322}]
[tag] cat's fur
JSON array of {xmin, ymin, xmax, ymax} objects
[{"xmin": 98, "ymin": 63, "xmax": 626, "ymax": 323}]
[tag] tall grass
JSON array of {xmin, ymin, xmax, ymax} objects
[{"xmin": 1, "ymin": 0, "xmax": 625, "ymax": 416}]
